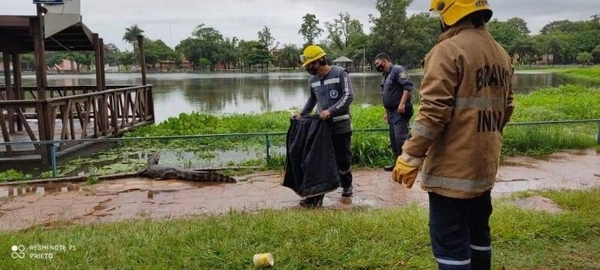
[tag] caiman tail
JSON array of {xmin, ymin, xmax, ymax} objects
[
  {"xmin": 141, "ymin": 153, "xmax": 237, "ymax": 183},
  {"xmin": 182, "ymin": 170, "xmax": 237, "ymax": 183}
]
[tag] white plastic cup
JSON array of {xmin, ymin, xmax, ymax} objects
[{"xmin": 253, "ymin": 253, "xmax": 274, "ymax": 268}]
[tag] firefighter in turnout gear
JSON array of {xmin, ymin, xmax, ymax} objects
[
  {"xmin": 391, "ymin": 0, "xmax": 515, "ymax": 269},
  {"xmin": 292, "ymin": 44, "xmax": 355, "ymax": 207}
]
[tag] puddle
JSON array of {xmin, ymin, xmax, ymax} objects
[
  {"xmin": 1, "ymin": 150, "xmax": 599, "ymax": 231},
  {"xmin": 0, "ymin": 184, "xmax": 80, "ymax": 198}
]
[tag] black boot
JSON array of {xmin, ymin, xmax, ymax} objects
[
  {"xmin": 299, "ymin": 194, "xmax": 324, "ymax": 208},
  {"xmin": 342, "ymin": 185, "xmax": 353, "ymax": 197}
]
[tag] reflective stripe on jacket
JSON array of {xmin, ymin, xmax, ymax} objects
[
  {"xmin": 402, "ymin": 20, "xmax": 516, "ymax": 199},
  {"xmin": 300, "ymin": 66, "xmax": 354, "ymax": 134}
]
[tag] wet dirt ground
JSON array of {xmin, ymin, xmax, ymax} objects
[{"xmin": 1, "ymin": 150, "xmax": 599, "ymax": 231}]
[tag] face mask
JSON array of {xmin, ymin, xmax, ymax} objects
[
  {"xmin": 375, "ymin": 64, "xmax": 384, "ymax": 72},
  {"xmin": 306, "ymin": 64, "xmax": 317, "ymax": 76}
]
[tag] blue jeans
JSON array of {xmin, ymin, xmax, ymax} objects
[{"xmin": 429, "ymin": 191, "xmax": 493, "ymax": 270}]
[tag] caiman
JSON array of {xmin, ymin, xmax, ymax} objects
[{"xmin": 139, "ymin": 153, "xmax": 237, "ymax": 183}]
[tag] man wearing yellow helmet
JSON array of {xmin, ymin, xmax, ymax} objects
[
  {"xmin": 294, "ymin": 44, "xmax": 355, "ymax": 204},
  {"xmin": 391, "ymin": 0, "xmax": 515, "ymax": 269}
]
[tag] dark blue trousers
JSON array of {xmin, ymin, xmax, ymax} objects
[
  {"xmin": 332, "ymin": 131, "xmax": 352, "ymax": 189},
  {"xmin": 428, "ymin": 191, "xmax": 493, "ymax": 270},
  {"xmin": 387, "ymin": 107, "xmax": 413, "ymax": 158}
]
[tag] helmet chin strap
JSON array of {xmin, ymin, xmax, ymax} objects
[{"xmin": 439, "ymin": 19, "xmax": 449, "ymax": 33}]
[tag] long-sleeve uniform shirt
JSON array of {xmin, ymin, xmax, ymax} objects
[{"xmin": 300, "ymin": 66, "xmax": 354, "ymax": 134}]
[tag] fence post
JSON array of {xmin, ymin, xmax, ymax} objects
[
  {"xmin": 50, "ymin": 143, "xmax": 57, "ymax": 178},
  {"xmin": 265, "ymin": 134, "xmax": 271, "ymax": 163},
  {"xmin": 597, "ymin": 120, "xmax": 600, "ymax": 145}
]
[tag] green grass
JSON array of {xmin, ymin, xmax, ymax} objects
[
  {"xmin": 1, "ymin": 188, "xmax": 599, "ymax": 269},
  {"xmin": 555, "ymin": 66, "xmax": 600, "ymax": 81},
  {"xmin": 2, "ymin": 85, "xmax": 599, "ymax": 182},
  {"xmin": 510, "ymin": 84, "xmax": 600, "ymax": 121}
]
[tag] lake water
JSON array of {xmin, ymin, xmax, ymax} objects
[{"xmin": 21, "ymin": 70, "xmax": 598, "ymax": 123}]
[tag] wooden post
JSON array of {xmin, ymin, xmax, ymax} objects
[
  {"xmin": 2, "ymin": 51, "xmax": 14, "ymax": 133},
  {"xmin": 99, "ymin": 38, "xmax": 106, "ymax": 92},
  {"xmin": 32, "ymin": 7, "xmax": 51, "ymax": 166},
  {"xmin": 93, "ymin": 34, "xmax": 102, "ymax": 91},
  {"xmin": 11, "ymin": 53, "xmax": 23, "ymax": 131},
  {"xmin": 137, "ymin": 35, "xmax": 147, "ymax": 86},
  {"xmin": 100, "ymin": 38, "xmax": 110, "ymax": 135},
  {"xmin": 93, "ymin": 33, "xmax": 105, "ymax": 134},
  {"xmin": 137, "ymin": 35, "xmax": 154, "ymax": 123}
]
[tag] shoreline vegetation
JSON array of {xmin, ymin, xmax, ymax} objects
[{"xmin": 1, "ymin": 70, "xmax": 600, "ymax": 182}]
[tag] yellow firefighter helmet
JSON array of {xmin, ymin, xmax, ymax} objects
[
  {"xmin": 300, "ymin": 45, "xmax": 327, "ymax": 68},
  {"xmin": 430, "ymin": 0, "xmax": 493, "ymax": 26}
]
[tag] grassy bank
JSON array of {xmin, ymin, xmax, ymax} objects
[
  {"xmin": 1, "ymin": 188, "xmax": 599, "ymax": 269},
  {"xmin": 1, "ymin": 84, "xmax": 599, "ymax": 182},
  {"xmin": 123, "ymin": 84, "xmax": 600, "ymax": 165},
  {"xmin": 502, "ymin": 84, "xmax": 600, "ymax": 156},
  {"xmin": 555, "ymin": 66, "xmax": 600, "ymax": 81}
]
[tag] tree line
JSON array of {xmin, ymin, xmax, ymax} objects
[{"xmin": 3, "ymin": 0, "xmax": 599, "ymax": 72}]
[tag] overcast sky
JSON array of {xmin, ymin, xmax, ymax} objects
[{"xmin": 4, "ymin": 0, "xmax": 599, "ymax": 51}]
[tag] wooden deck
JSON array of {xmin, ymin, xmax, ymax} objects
[
  {"xmin": 1, "ymin": 11, "xmax": 153, "ymax": 167},
  {"xmin": 0, "ymin": 85, "xmax": 155, "ymax": 163}
]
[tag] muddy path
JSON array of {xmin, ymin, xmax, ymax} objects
[{"xmin": 1, "ymin": 150, "xmax": 599, "ymax": 231}]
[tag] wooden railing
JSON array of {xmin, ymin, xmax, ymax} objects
[{"xmin": 0, "ymin": 85, "xmax": 155, "ymax": 159}]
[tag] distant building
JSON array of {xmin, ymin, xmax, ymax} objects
[
  {"xmin": 0, "ymin": 62, "xmax": 12, "ymax": 72},
  {"xmin": 48, "ymin": 59, "xmax": 83, "ymax": 73}
]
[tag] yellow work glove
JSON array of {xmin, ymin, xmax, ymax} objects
[{"xmin": 391, "ymin": 153, "xmax": 423, "ymax": 189}]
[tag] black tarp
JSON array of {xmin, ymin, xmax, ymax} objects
[{"xmin": 283, "ymin": 116, "xmax": 340, "ymax": 197}]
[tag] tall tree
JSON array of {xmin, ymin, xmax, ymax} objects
[
  {"xmin": 64, "ymin": 52, "xmax": 92, "ymax": 73},
  {"xmin": 369, "ymin": 0, "xmax": 413, "ymax": 62},
  {"xmin": 509, "ymin": 37, "xmax": 536, "ymax": 65},
  {"xmin": 191, "ymin": 24, "xmax": 224, "ymax": 70},
  {"xmin": 45, "ymin": 52, "xmax": 66, "ymax": 73},
  {"xmin": 535, "ymin": 34, "xmax": 565, "ymax": 65},
  {"xmin": 105, "ymin": 43, "xmax": 122, "ymax": 70},
  {"xmin": 146, "ymin": 39, "xmax": 174, "ymax": 71},
  {"xmin": 506, "ymin": 17, "xmax": 530, "ymax": 35},
  {"xmin": 120, "ymin": 51, "xmax": 136, "ymax": 70},
  {"xmin": 275, "ymin": 44, "xmax": 301, "ymax": 69},
  {"xmin": 175, "ymin": 38, "xmax": 201, "ymax": 70},
  {"xmin": 298, "ymin": 13, "xmax": 323, "ymax": 45},
  {"xmin": 399, "ymin": 12, "xmax": 439, "ymax": 67},
  {"xmin": 592, "ymin": 45, "xmax": 600, "ymax": 64},
  {"xmin": 257, "ymin": 26, "xmax": 276, "ymax": 50},
  {"xmin": 217, "ymin": 37, "xmax": 239, "ymax": 70},
  {"xmin": 487, "ymin": 18, "xmax": 529, "ymax": 51},
  {"xmin": 122, "ymin": 25, "xmax": 145, "ymax": 50},
  {"xmin": 325, "ymin": 12, "xmax": 365, "ymax": 51},
  {"xmin": 576, "ymin": 52, "xmax": 592, "ymax": 66},
  {"xmin": 237, "ymin": 40, "xmax": 271, "ymax": 71}
]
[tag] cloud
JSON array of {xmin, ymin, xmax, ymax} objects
[{"xmin": 3, "ymin": 0, "xmax": 598, "ymax": 51}]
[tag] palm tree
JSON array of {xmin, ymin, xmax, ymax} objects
[
  {"xmin": 276, "ymin": 44, "xmax": 301, "ymax": 69},
  {"xmin": 123, "ymin": 25, "xmax": 145, "ymax": 51}
]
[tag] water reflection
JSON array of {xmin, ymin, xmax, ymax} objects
[{"xmin": 19, "ymin": 71, "xmax": 597, "ymax": 123}]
